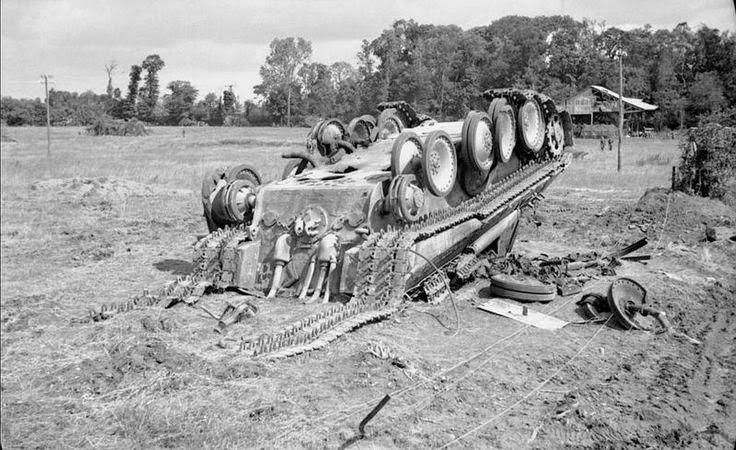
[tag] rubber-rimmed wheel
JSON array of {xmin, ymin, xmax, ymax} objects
[
  {"xmin": 387, "ymin": 175, "xmax": 423, "ymax": 223},
  {"xmin": 518, "ymin": 98, "xmax": 546, "ymax": 155},
  {"xmin": 316, "ymin": 119, "xmax": 347, "ymax": 157},
  {"xmin": 489, "ymin": 284, "xmax": 556, "ymax": 302},
  {"xmin": 225, "ymin": 164, "xmax": 261, "ymax": 185},
  {"xmin": 375, "ymin": 108, "xmax": 406, "ymax": 140},
  {"xmin": 491, "ymin": 274, "xmax": 556, "ymax": 295},
  {"xmin": 422, "ymin": 130, "xmax": 457, "ymax": 197},
  {"xmin": 462, "ymin": 112, "xmax": 494, "ymax": 172},
  {"xmin": 607, "ymin": 278, "xmax": 648, "ymax": 330},
  {"xmin": 493, "ymin": 104, "xmax": 516, "ymax": 163},
  {"xmin": 391, "ymin": 131, "xmax": 424, "ymax": 178},
  {"xmin": 347, "ymin": 115, "xmax": 376, "ymax": 145}
]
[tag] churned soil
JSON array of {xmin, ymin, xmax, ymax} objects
[{"xmin": 2, "ymin": 142, "xmax": 735, "ymax": 448}]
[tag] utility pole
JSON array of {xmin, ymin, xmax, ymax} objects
[
  {"xmin": 40, "ymin": 74, "xmax": 54, "ymax": 156},
  {"xmin": 617, "ymin": 49, "xmax": 623, "ymax": 173}
]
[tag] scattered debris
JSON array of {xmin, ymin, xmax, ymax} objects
[
  {"xmin": 607, "ymin": 278, "xmax": 650, "ymax": 330},
  {"xmin": 200, "ymin": 300, "xmax": 258, "ymax": 332},
  {"xmin": 477, "ymin": 298, "xmax": 568, "ymax": 330},
  {"xmin": 489, "ymin": 273, "xmax": 556, "ymax": 302}
]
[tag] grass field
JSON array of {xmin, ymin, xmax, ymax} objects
[{"xmin": 2, "ymin": 126, "xmax": 733, "ymax": 449}]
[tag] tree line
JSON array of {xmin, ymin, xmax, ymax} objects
[{"xmin": 2, "ymin": 16, "xmax": 734, "ymax": 129}]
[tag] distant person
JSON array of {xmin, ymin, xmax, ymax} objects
[
  {"xmin": 607, "ymin": 137, "xmax": 613, "ymax": 151},
  {"xmin": 600, "ymin": 136, "xmax": 605, "ymax": 151}
]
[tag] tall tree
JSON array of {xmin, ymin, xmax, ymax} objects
[
  {"xmin": 121, "ymin": 64, "xmax": 142, "ymax": 119},
  {"xmin": 162, "ymin": 80, "xmax": 198, "ymax": 125},
  {"xmin": 254, "ymin": 37, "xmax": 312, "ymax": 126},
  {"xmin": 138, "ymin": 54, "xmax": 165, "ymax": 123}
]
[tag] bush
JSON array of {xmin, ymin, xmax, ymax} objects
[
  {"xmin": 86, "ymin": 116, "xmax": 149, "ymax": 136},
  {"xmin": 676, "ymin": 123, "xmax": 736, "ymax": 199}
]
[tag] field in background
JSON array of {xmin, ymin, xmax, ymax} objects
[
  {"xmin": 1, "ymin": 126, "xmax": 680, "ymax": 196},
  {"xmin": 4, "ymin": 127, "xmax": 732, "ymax": 449}
]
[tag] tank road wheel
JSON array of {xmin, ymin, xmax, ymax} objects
[
  {"xmin": 391, "ymin": 131, "xmax": 424, "ymax": 179},
  {"xmin": 316, "ymin": 119, "xmax": 348, "ymax": 157},
  {"xmin": 545, "ymin": 114, "xmax": 565, "ymax": 157},
  {"xmin": 517, "ymin": 98, "xmax": 546, "ymax": 156},
  {"xmin": 462, "ymin": 112, "xmax": 495, "ymax": 172},
  {"xmin": 423, "ymin": 130, "xmax": 458, "ymax": 198},
  {"xmin": 489, "ymin": 100, "xmax": 516, "ymax": 163},
  {"xmin": 386, "ymin": 175, "xmax": 423, "ymax": 223},
  {"xmin": 375, "ymin": 108, "xmax": 407, "ymax": 140},
  {"xmin": 347, "ymin": 115, "xmax": 376, "ymax": 147}
]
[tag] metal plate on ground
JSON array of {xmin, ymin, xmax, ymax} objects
[{"xmin": 478, "ymin": 298, "xmax": 568, "ymax": 330}]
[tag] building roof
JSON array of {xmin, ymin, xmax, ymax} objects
[{"xmin": 590, "ymin": 85, "xmax": 658, "ymax": 111}]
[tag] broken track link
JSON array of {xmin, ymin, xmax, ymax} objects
[
  {"xmin": 233, "ymin": 157, "xmax": 570, "ymax": 359},
  {"xmin": 89, "ymin": 226, "xmax": 248, "ymax": 321}
]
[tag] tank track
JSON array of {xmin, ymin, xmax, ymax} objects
[
  {"xmin": 89, "ymin": 226, "xmax": 247, "ymax": 321},
  {"xmin": 91, "ymin": 155, "xmax": 569, "ymax": 358},
  {"xmin": 238, "ymin": 154, "xmax": 570, "ymax": 359}
]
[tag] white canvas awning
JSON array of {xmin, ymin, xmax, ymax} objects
[{"xmin": 591, "ymin": 85, "xmax": 658, "ymax": 111}]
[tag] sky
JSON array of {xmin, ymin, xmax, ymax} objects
[{"xmin": 2, "ymin": 0, "xmax": 735, "ymax": 102}]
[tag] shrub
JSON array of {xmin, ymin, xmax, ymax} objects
[
  {"xmin": 86, "ymin": 116, "xmax": 149, "ymax": 136},
  {"xmin": 676, "ymin": 123, "xmax": 736, "ymax": 199}
]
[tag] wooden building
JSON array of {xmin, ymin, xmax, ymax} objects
[{"xmin": 562, "ymin": 85, "xmax": 658, "ymax": 132}]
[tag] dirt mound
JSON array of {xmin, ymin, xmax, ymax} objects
[
  {"xmin": 635, "ymin": 187, "xmax": 734, "ymax": 236},
  {"xmin": 32, "ymin": 176, "xmax": 156, "ymax": 197},
  {"xmin": 526, "ymin": 188, "xmax": 736, "ymax": 251}
]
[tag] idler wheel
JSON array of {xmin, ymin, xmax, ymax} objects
[
  {"xmin": 489, "ymin": 100, "xmax": 516, "ymax": 163},
  {"xmin": 375, "ymin": 108, "xmax": 406, "ymax": 140},
  {"xmin": 225, "ymin": 164, "xmax": 261, "ymax": 185},
  {"xmin": 545, "ymin": 114, "xmax": 565, "ymax": 157},
  {"xmin": 386, "ymin": 174, "xmax": 423, "ymax": 223},
  {"xmin": 608, "ymin": 278, "xmax": 649, "ymax": 330},
  {"xmin": 210, "ymin": 174, "xmax": 260, "ymax": 227},
  {"xmin": 461, "ymin": 112, "xmax": 494, "ymax": 172},
  {"xmin": 517, "ymin": 98, "xmax": 546, "ymax": 155},
  {"xmin": 391, "ymin": 131, "xmax": 424, "ymax": 178},
  {"xmin": 422, "ymin": 130, "xmax": 457, "ymax": 198}
]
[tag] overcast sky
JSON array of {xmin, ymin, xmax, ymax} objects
[{"xmin": 2, "ymin": 0, "xmax": 734, "ymax": 101}]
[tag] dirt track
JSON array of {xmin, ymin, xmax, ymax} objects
[{"xmin": 1, "ymin": 131, "xmax": 735, "ymax": 448}]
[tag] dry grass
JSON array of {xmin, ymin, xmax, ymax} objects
[
  {"xmin": 549, "ymin": 138, "xmax": 680, "ymax": 202},
  {"xmin": 3, "ymin": 128, "xmax": 721, "ymax": 449}
]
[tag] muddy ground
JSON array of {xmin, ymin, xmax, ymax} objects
[{"xmin": 1, "ymin": 130, "xmax": 735, "ymax": 448}]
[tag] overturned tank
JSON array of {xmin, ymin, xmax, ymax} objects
[{"xmin": 199, "ymin": 89, "xmax": 571, "ymax": 304}]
